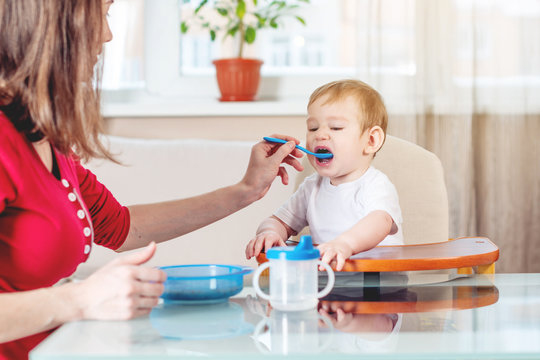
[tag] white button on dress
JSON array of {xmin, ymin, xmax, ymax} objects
[
  {"xmin": 77, "ymin": 210, "xmax": 85, "ymax": 219},
  {"xmin": 83, "ymin": 227, "xmax": 91, "ymax": 237},
  {"xmin": 84, "ymin": 244, "xmax": 91, "ymax": 254},
  {"xmin": 61, "ymin": 179, "xmax": 70, "ymax": 188},
  {"xmin": 68, "ymin": 193, "xmax": 76, "ymax": 202}
]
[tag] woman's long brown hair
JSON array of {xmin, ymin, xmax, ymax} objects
[{"xmin": 0, "ymin": 0, "xmax": 113, "ymax": 162}]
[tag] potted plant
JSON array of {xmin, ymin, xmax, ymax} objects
[{"xmin": 181, "ymin": 0, "xmax": 310, "ymax": 101}]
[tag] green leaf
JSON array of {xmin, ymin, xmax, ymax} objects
[
  {"xmin": 245, "ymin": 26, "xmax": 256, "ymax": 44},
  {"xmin": 254, "ymin": 13, "xmax": 266, "ymax": 27},
  {"xmin": 180, "ymin": 21, "xmax": 189, "ymax": 34},
  {"xmin": 269, "ymin": 17, "xmax": 278, "ymax": 28},
  {"xmin": 194, "ymin": 0, "xmax": 208, "ymax": 14},
  {"xmin": 295, "ymin": 16, "xmax": 306, "ymax": 25},
  {"xmin": 210, "ymin": 29, "xmax": 216, "ymax": 41},
  {"xmin": 216, "ymin": 7, "xmax": 228, "ymax": 16},
  {"xmin": 252, "ymin": 0, "xmax": 258, "ymax": 5},
  {"xmin": 227, "ymin": 25, "xmax": 239, "ymax": 38},
  {"xmin": 236, "ymin": 0, "xmax": 246, "ymax": 19},
  {"xmin": 268, "ymin": 1, "xmax": 279, "ymax": 9}
]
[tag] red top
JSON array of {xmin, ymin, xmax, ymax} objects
[{"xmin": 0, "ymin": 112, "xmax": 130, "ymax": 359}]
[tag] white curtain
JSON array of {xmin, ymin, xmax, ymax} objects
[{"xmin": 352, "ymin": 0, "xmax": 540, "ymax": 272}]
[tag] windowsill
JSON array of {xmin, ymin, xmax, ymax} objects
[
  {"xmin": 101, "ymin": 90, "xmax": 308, "ymax": 118},
  {"xmin": 101, "ymin": 86, "xmax": 540, "ymax": 118}
]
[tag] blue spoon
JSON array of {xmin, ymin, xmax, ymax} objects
[{"xmin": 263, "ymin": 136, "xmax": 333, "ymax": 159}]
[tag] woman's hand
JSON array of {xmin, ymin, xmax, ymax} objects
[
  {"xmin": 72, "ymin": 242, "xmax": 166, "ymax": 320},
  {"xmin": 240, "ymin": 134, "xmax": 304, "ymax": 202}
]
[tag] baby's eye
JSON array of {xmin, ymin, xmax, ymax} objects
[
  {"xmin": 331, "ymin": 127, "xmax": 344, "ymax": 131},
  {"xmin": 308, "ymin": 128, "xmax": 318, "ymax": 132}
]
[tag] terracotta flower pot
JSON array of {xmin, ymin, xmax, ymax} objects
[{"xmin": 212, "ymin": 58, "xmax": 264, "ymax": 101}]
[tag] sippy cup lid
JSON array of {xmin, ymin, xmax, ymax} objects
[{"xmin": 266, "ymin": 235, "xmax": 320, "ymax": 260}]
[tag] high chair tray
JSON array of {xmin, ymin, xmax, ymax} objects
[{"xmin": 255, "ymin": 237, "xmax": 499, "ymax": 273}]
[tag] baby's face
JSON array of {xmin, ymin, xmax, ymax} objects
[{"xmin": 306, "ymin": 95, "xmax": 372, "ymax": 185}]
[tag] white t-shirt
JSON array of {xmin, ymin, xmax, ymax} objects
[{"xmin": 274, "ymin": 166, "xmax": 403, "ymax": 247}]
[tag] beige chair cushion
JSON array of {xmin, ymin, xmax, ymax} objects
[{"xmin": 293, "ymin": 135, "xmax": 449, "ymax": 245}]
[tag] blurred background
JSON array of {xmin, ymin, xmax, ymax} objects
[{"xmin": 100, "ymin": 0, "xmax": 540, "ymax": 273}]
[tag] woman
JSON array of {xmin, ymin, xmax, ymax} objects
[{"xmin": 0, "ymin": 0, "xmax": 303, "ymax": 358}]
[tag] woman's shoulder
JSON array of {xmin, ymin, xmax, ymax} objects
[{"xmin": 0, "ymin": 112, "xmax": 14, "ymax": 136}]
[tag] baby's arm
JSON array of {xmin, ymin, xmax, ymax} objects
[
  {"xmin": 318, "ymin": 210, "xmax": 395, "ymax": 270},
  {"xmin": 245, "ymin": 215, "xmax": 297, "ymax": 259}
]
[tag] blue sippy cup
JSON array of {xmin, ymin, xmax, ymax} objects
[{"xmin": 252, "ymin": 235, "xmax": 335, "ymax": 311}]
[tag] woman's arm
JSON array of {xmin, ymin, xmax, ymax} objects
[
  {"xmin": 0, "ymin": 243, "xmax": 165, "ymax": 343},
  {"xmin": 0, "ymin": 282, "xmax": 81, "ymax": 343},
  {"xmin": 118, "ymin": 136, "xmax": 304, "ymax": 252}
]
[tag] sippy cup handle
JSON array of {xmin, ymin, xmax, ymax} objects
[
  {"xmin": 252, "ymin": 262, "xmax": 271, "ymax": 301},
  {"xmin": 316, "ymin": 261, "xmax": 335, "ymax": 298}
]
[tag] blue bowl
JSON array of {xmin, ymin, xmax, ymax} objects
[{"xmin": 160, "ymin": 264, "xmax": 253, "ymax": 304}]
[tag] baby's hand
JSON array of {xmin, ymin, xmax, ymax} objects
[
  {"xmin": 317, "ymin": 241, "xmax": 354, "ymax": 271},
  {"xmin": 245, "ymin": 231, "xmax": 286, "ymax": 259}
]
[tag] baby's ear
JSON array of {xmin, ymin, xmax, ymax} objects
[{"xmin": 364, "ymin": 126, "xmax": 385, "ymax": 155}]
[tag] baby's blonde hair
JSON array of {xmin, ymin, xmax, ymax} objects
[{"xmin": 308, "ymin": 79, "xmax": 388, "ymax": 135}]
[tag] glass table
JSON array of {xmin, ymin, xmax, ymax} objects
[{"xmin": 31, "ymin": 273, "xmax": 540, "ymax": 359}]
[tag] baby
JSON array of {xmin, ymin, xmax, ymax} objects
[{"xmin": 245, "ymin": 79, "xmax": 403, "ymax": 270}]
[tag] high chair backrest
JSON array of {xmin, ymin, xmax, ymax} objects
[{"xmin": 293, "ymin": 135, "xmax": 449, "ymax": 245}]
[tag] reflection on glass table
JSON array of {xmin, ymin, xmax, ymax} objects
[
  {"xmin": 251, "ymin": 273, "xmax": 498, "ymax": 356},
  {"xmin": 31, "ymin": 274, "xmax": 540, "ymax": 359},
  {"xmin": 150, "ymin": 301, "xmax": 253, "ymax": 340},
  {"xmin": 252, "ymin": 308, "xmax": 335, "ymax": 355},
  {"xmin": 319, "ymin": 274, "xmax": 499, "ymax": 313}
]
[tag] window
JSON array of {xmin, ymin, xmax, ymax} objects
[
  {"xmin": 103, "ymin": 0, "xmax": 419, "ymax": 98},
  {"xmin": 179, "ymin": 0, "xmax": 345, "ymax": 75},
  {"xmin": 103, "ymin": 0, "xmax": 540, "ymax": 113}
]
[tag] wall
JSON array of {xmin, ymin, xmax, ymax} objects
[{"xmin": 104, "ymin": 115, "xmax": 420, "ymax": 143}]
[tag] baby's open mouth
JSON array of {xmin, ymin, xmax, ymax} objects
[{"xmin": 315, "ymin": 147, "xmax": 333, "ymax": 164}]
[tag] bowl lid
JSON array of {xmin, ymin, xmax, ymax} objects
[{"xmin": 266, "ymin": 235, "xmax": 320, "ymax": 260}]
